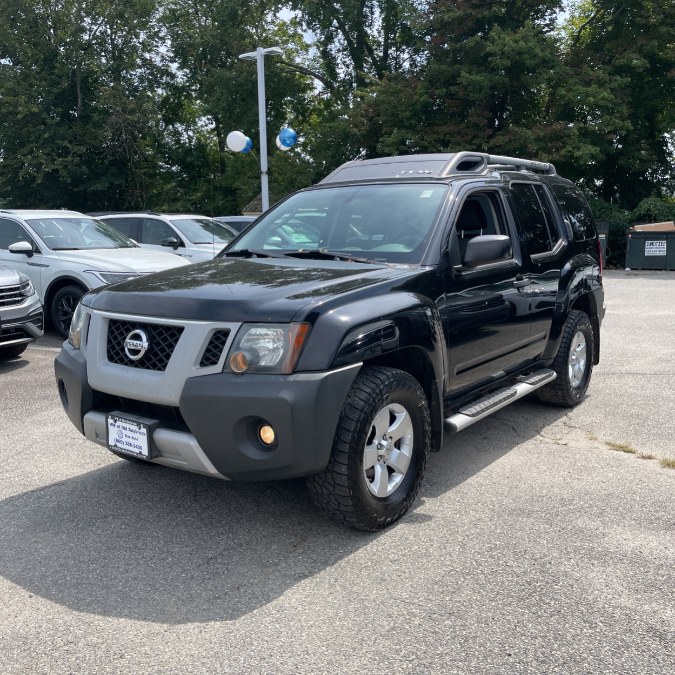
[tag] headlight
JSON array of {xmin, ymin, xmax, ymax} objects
[
  {"xmin": 226, "ymin": 323, "xmax": 310, "ymax": 374},
  {"xmin": 88, "ymin": 271, "xmax": 140, "ymax": 285},
  {"xmin": 19, "ymin": 276, "xmax": 35, "ymax": 297},
  {"xmin": 68, "ymin": 302, "xmax": 87, "ymax": 349}
]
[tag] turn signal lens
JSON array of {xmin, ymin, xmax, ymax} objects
[
  {"xmin": 229, "ymin": 351, "xmax": 250, "ymax": 373},
  {"xmin": 259, "ymin": 425, "xmax": 276, "ymax": 446}
]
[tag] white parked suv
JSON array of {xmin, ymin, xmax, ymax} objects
[
  {"xmin": 0, "ymin": 263, "xmax": 43, "ymax": 360},
  {"xmin": 94, "ymin": 213, "xmax": 239, "ymax": 262},
  {"xmin": 0, "ymin": 210, "xmax": 190, "ymax": 337}
]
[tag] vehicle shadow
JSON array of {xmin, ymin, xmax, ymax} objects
[
  {"xmin": 0, "ymin": 399, "xmax": 568, "ymax": 624},
  {"xmin": 0, "ymin": 357, "xmax": 30, "ymax": 374}
]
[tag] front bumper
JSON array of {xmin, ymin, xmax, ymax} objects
[
  {"xmin": 0, "ymin": 295, "xmax": 43, "ymax": 347},
  {"xmin": 55, "ymin": 343, "xmax": 361, "ymax": 481}
]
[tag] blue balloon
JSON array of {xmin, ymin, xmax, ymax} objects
[
  {"xmin": 278, "ymin": 127, "xmax": 298, "ymax": 148},
  {"xmin": 241, "ymin": 137, "xmax": 254, "ymax": 153}
]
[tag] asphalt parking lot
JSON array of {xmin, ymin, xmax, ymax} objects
[{"xmin": 1, "ymin": 270, "xmax": 674, "ymax": 674}]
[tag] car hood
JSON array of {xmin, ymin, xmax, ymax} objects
[
  {"xmin": 0, "ymin": 264, "xmax": 23, "ymax": 286},
  {"xmin": 83, "ymin": 256, "xmax": 417, "ymax": 323},
  {"xmin": 52, "ymin": 248, "xmax": 190, "ymax": 272}
]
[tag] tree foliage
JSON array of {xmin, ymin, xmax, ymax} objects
[{"xmin": 0, "ymin": 0, "xmax": 672, "ymax": 215}]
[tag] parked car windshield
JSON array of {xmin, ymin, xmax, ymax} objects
[
  {"xmin": 169, "ymin": 217, "xmax": 237, "ymax": 244},
  {"xmin": 225, "ymin": 184, "xmax": 449, "ymax": 264},
  {"xmin": 26, "ymin": 217, "xmax": 136, "ymax": 250}
]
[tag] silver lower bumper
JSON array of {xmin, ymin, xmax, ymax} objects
[{"xmin": 83, "ymin": 411, "xmax": 228, "ymax": 479}]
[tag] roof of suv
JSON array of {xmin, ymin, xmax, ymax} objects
[
  {"xmin": 320, "ymin": 152, "xmax": 557, "ymax": 185},
  {"xmin": 0, "ymin": 209, "xmax": 86, "ymax": 220}
]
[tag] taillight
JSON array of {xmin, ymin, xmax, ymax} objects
[{"xmin": 597, "ymin": 237, "xmax": 603, "ymax": 275}]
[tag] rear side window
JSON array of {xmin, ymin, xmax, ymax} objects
[
  {"xmin": 105, "ymin": 217, "xmax": 138, "ymax": 238},
  {"xmin": 510, "ymin": 183, "xmax": 558, "ymax": 255},
  {"xmin": 548, "ymin": 183, "xmax": 596, "ymax": 241}
]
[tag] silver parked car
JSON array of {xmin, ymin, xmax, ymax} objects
[
  {"xmin": 94, "ymin": 213, "xmax": 239, "ymax": 262},
  {"xmin": 0, "ymin": 210, "xmax": 190, "ymax": 337},
  {"xmin": 0, "ymin": 263, "xmax": 43, "ymax": 360}
]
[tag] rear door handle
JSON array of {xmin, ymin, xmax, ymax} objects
[{"xmin": 513, "ymin": 274, "xmax": 529, "ymax": 289}]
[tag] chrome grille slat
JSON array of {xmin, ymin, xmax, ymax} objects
[
  {"xmin": 107, "ymin": 320, "xmax": 184, "ymax": 371},
  {"xmin": 0, "ymin": 284, "xmax": 24, "ymax": 307}
]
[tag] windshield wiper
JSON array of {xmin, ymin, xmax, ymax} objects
[
  {"xmin": 283, "ymin": 249, "xmax": 378, "ymax": 264},
  {"xmin": 221, "ymin": 248, "xmax": 286, "ymax": 259}
]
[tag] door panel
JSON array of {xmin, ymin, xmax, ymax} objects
[{"xmin": 0, "ymin": 218, "xmax": 46, "ymax": 298}]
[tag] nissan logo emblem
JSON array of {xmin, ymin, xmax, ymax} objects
[{"xmin": 123, "ymin": 329, "xmax": 149, "ymax": 361}]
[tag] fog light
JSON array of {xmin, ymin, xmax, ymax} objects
[
  {"xmin": 229, "ymin": 351, "xmax": 250, "ymax": 373},
  {"xmin": 259, "ymin": 424, "xmax": 275, "ymax": 446}
]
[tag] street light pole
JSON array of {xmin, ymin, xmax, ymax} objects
[{"xmin": 239, "ymin": 46, "xmax": 283, "ymax": 213}]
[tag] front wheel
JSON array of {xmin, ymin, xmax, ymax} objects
[
  {"xmin": 536, "ymin": 310, "xmax": 594, "ymax": 407},
  {"xmin": 307, "ymin": 366, "xmax": 431, "ymax": 531},
  {"xmin": 50, "ymin": 285, "xmax": 85, "ymax": 338}
]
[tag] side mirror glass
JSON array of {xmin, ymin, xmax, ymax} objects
[
  {"xmin": 462, "ymin": 235, "xmax": 512, "ymax": 268},
  {"xmin": 8, "ymin": 241, "xmax": 35, "ymax": 257}
]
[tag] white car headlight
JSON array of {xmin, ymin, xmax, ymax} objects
[
  {"xmin": 87, "ymin": 271, "xmax": 140, "ymax": 285},
  {"xmin": 19, "ymin": 275, "xmax": 35, "ymax": 297},
  {"xmin": 68, "ymin": 302, "xmax": 87, "ymax": 350},
  {"xmin": 226, "ymin": 323, "xmax": 310, "ymax": 374}
]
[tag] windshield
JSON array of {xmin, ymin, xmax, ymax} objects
[
  {"xmin": 170, "ymin": 217, "xmax": 237, "ymax": 244},
  {"xmin": 26, "ymin": 217, "xmax": 136, "ymax": 250},
  {"xmin": 225, "ymin": 184, "xmax": 448, "ymax": 264}
]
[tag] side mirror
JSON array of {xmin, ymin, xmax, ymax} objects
[
  {"xmin": 462, "ymin": 235, "xmax": 512, "ymax": 268},
  {"xmin": 8, "ymin": 241, "xmax": 35, "ymax": 257},
  {"xmin": 160, "ymin": 237, "xmax": 181, "ymax": 250}
]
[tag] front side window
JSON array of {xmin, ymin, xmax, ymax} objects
[
  {"xmin": 227, "ymin": 184, "xmax": 449, "ymax": 264},
  {"xmin": 140, "ymin": 219, "xmax": 176, "ymax": 245},
  {"xmin": 0, "ymin": 218, "xmax": 35, "ymax": 250},
  {"xmin": 25, "ymin": 217, "xmax": 136, "ymax": 250},
  {"xmin": 170, "ymin": 218, "xmax": 237, "ymax": 245}
]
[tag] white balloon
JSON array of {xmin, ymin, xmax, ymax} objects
[
  {"xmin": 227, "ymin": 131, "xmax": 247, "ymax": 152},
  {"xmin": 276, "ymin": 135, "xmax": 291, "ymax": 151}
]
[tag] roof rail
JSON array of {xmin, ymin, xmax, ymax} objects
[{"xmin": 486, "ymin": 154, "xmax": 556, "ymax": 175}]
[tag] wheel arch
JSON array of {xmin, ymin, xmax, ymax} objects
[{"xmin": 44, "ymin": 276, "xmax": 88, "ymax": 326}]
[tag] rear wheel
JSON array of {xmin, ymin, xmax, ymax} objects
[
  {"xmin": 307, "ymin": 366, "xmax": 431, "ymax": 531},
  {"xmin": 50, "ymin": 285, "xmax": 85, "ymax": 338},
  {"xmin": 536, "ymin": 310, "xmax": 594, "ymax": 407},
  {"xmin": 0, "ymin": 343, "xmax": 28, "ymax": 360}
]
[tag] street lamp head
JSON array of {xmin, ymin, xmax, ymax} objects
[{"xmin": 239, "ymin": 47, "xmax": 284, "ymax": 61}]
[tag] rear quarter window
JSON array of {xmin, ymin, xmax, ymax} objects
[{"xmin": 548, "ymin": 183, "xmax": 596, "ymax": 241}]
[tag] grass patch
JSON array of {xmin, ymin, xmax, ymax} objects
[
  {"xmin": 638, "ymin": 453, "xmax": 656, "ymax": 461},
  {"xmin": 660, "ymin": 457, "xmax": 675, "ymax": 470},
  {"xmin": 606, "ymin": 441, "xmax": 637, "ymax": 454}
]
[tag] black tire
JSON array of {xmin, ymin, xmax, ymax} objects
[
  {"xmin": 0, "ymin": 343, "xmax": 28, "ymax": 360},
  {"xmin": 536, "ymin": 310, "xmax": 594, "ymax": 407},
  {"xmin": 306, "ymin": 366, "xmax": 431, "ymax": 531},
  {"xmin": 50, "ymin": 285, "xmax": 85, "ymax": 338}
]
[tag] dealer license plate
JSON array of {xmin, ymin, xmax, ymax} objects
[{"xmin": 107, "ymin": 414, "xmax": 151, "ymax": 459}]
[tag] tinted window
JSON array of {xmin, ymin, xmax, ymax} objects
[
  {"xmin": 170, "ymin": 218, "xmax": 236, "ymax": 244},
  {"xmin": 140, "ymin": 219, "xmax": 176, "ymax": 245},
  {"xmin": 549, "ymin": 182, "xmax": 596, "ymax": 241},
  {"xmin": 510, "ymin": 183, "xmax": 555, "ymax": 254},
  {"xmin": 455, "ymin": 190, "xmax": 513, "ymax": 262},
  {"xmin": 0, "ymin": 219, "xmax": 33, "ymax": 250},
  {"xmin": 106, "ymin": 217, "xmax": 138, "ymax": 238}
]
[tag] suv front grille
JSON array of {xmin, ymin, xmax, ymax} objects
[
  {"xmin": 199, "ymin": 330, "xmax": 230, "ymax": 367},
  {"xmin": 0, "ymin": 284, "xmax": 24, "ymax": 308},
  {"xmin": 107, "ymin": 320, "xmax": 184, "ymax": 371}
]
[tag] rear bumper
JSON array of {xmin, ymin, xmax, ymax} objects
[{"xmin": 55, "ymin": 343, "xmax": 361, "ymax": 481}]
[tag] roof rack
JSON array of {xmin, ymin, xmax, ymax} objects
[
  {"xmin": 442, "ymin": 151, "xmax": 556, "ymax": 176},
  {"xmin": 319, "ymin": 151, "xmax": 556, "ymax": 184}
]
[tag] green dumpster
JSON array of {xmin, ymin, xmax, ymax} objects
[{"xmin": 625, "ymin": 222, "xmax": 675, "ymax": 271}]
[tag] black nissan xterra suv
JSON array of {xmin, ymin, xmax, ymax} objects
[{"xmin": 55, "ymin": 152, "xmax": 604, "ymax": 530}]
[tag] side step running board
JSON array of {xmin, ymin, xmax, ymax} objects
[{"xmin": 444, "ymin": 369, "xmax": 557, "ymax": 433}]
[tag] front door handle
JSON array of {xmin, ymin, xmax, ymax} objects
[{"xmin": 513, "ymin": 274, "xmax": 528, "ymax": 289}]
